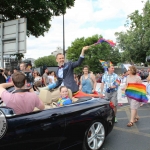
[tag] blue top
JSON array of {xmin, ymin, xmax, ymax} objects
[
  {"xmin": 57, "ymin": 97, "xmax": 72, "ymax": 106},
  {"xmin": 81, "ymin": 74, "xmax": 93, "ymax": 94},
  {"xmin": 102, "ymin": 71, "xmax": 120, "ymax": 93}
]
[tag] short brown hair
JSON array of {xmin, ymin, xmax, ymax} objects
[
  {"xmin": 56, "ymin": 53, "xmax": 63, "ymax": 58},
  {"xmin": 83, "ymin": 65, "xmax": 90, "ymax": 70},
  {"xmin": 129, "ymin": 66, "xmax": 137, "ymax": 75},
  {"xmin": 12, "ymin": 72, "xmax": 26, "ymax": 88}
]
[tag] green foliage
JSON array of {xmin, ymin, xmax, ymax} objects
[
  {"xmin": 115, "ymin": 1, "xmax": 150, "ymax": 64},
  {"xmin": 34, "ymin": 55, "xmax": 57, "ymax": 67},
  {"xmin": 0, "ymin": 0, "xmax": 75, "ymax": 37},
  {"xmin": 67, "ymin": 34, "xmax": 121, "ymax": 74}
]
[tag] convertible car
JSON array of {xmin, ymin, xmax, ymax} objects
[{"xmin": 0, "ymin": 90, "xmax": 115, "ymax": 150}]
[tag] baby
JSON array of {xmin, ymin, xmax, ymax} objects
[{"xmin": 57, "ymin": 86, "xmax": 72, "ymax": 107}]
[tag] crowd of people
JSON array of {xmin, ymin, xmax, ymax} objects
[{"xmin": 0, "ymin": 45, "xmax": 150, "ymax": 129}]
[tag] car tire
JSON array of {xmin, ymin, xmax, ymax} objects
[{"xmin": 82, "ymin": 120, "xmax": 106, "ymax": 150}]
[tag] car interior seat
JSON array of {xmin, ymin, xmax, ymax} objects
[{"xmin": 34, "ymin": 88, "xmax": 73, "ymax": 111}]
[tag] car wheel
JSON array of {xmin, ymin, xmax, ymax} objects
[{"xmin": 83, "ymin": 121, "xmax": 105, "ymax": 150}]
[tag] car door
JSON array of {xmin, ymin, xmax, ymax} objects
[
  {"xmin": 59, "ymin": 99, "xmax": 102, "ymax": 149},
  {"xmin": 0, "ymin": 107, "xmax": 66, "ymax": 150}
]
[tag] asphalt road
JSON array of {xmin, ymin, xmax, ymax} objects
[{"xmin": 101, "ymin": 103, "xmax": 150, "ymax": 150}]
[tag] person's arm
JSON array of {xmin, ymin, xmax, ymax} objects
[
  {"xmin": 80, "ymin": 46, "xmax": 90, "ymax": 57},
  {"xmin": 99, "ymin": 82, "xmax": 105, "ymax": 98},
  {"xmin": 137, "ymin": 76, "xmax": 142, "ymax": 83},
  {"xmin": 35, "ymin": 97, "xmax": 45, "ymax": 110},
  {"xmin": 91, "ymin": 74, "xmax": 97, "ymax": 92},
  {"xmin": 2, "ymin": 72, "xmax": 7, "ymax": 80},
  {"xmin": 43, "ymin": 75, "xmax": 47, "ymax": 86},
  {"xmin": 100, "ymin": 82, "xmax": 104, "ymax": 94},
  {"xmin": 38, "ymin": 100, "xmax": 45, "ymax": 110},
  {"xmin": 49, "ymin": 77, "xmax": 52, "ymax": 83},
  {"xmin": 79, "ymin": 76, "xmax": 82, "ymax": 91},
  {"xmin": 0, "ymin": 82, "xmax": 14, "ymax": 97}
]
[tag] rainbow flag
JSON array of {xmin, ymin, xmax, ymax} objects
[
  {"xmin": 114, "ymin": 79, "xmax": 121, "ymax": 86},
  {"xmin": 125, "ymin": 83, "xmax": 148, "ymax": 103},
  {"xmin": 99, "ymin": 60, "xmax": 108, "ymax": 68},
  {"xmin": 95, "ymin": 38, "xmax": 116, "ymax": 47}
]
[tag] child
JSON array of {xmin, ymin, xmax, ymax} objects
[{"xmin": 57, "ymin": 86, "xmax": 72, "ymax": 107}]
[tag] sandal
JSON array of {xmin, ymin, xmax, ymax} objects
[
  {"xmin": 134, "ymin": 117, "xmax": 139, "ymax": 123},
  {"xmin": 127, "ymin": 122, "xmax": 134, "ymax": 127}
]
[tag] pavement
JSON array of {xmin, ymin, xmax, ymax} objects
[{"xmin": 101, "ymin": 103, "xmax": 150, "ymax": 150}]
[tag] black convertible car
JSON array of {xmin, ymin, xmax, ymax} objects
[{"xmin": 0, "ymin": 96, "xmax": 115, "ymax": 150}]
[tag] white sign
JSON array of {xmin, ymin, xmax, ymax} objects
[
  {"xmin": 0, "ymin": 18, "xmax": 27, "ymax": 55},
  {"xmin": 0, "ymin": 110, "xmax": 7, "ymax": 139}
]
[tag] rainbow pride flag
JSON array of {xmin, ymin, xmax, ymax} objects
[
  {"xmin": 95, "ymin": 38, "xmax": 116, "ymax": 47},
  {"xmin": 114, "ymin": 79, "xmax": 121, "ymax": 86},
  {"xmin": 125, "ymin": 83, "xmax": 148, "ymax": 103}
]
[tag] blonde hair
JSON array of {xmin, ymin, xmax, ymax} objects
[{"xmin": 129, "ymin": 66, "xmax": 137, "ymax": 75}]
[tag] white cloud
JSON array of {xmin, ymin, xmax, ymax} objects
[{"xmin": 25, "ymin": 0, "xmax": 147, "ymax": 59}]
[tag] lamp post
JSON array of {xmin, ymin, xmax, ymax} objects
[{"xmin": 63, "ymin": 14, "xmax": 65, "ymax": 57}]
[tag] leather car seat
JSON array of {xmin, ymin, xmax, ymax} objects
[{"xmin": 34, "ymin": 88, "xmax": 73, "ymax": 111}]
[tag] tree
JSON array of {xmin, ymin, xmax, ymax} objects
[
  {"xmin": 115, "ymin": 1, "xmax": 150, "ymax": 64},
  {"xmin": 34, "ymin": 55, "xmax": 57, "ymax": 67},
  {"xmin": 0, "ymin": 0, "xmax": 75, "ymax": 37},
  {"xmin": 67, "ymin": 34, "xmax": 121, "ymax": 74}
]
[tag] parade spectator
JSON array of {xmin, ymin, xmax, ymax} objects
[
  {"xmin": 79, "ymin": 65, "xmax": 96, "ymax": 94},
  {"xmin": 121, "ymin": 71, "xmax": 128, "ymax": 83},
  {"xmin": 0, "ymin": 72, "xmax": 45, "ymax": 115},
  {"xmin": 48, "ymin": 71, "xmax": 57, "ymax": 84},
  {"xmin": 20, "ymin": 62, "xmax": 26, "ymax": 72},
  {"xmin": 100, "ymin": 64, "xmax": 120, "ymax": 123},
  {"xmin": 0, "ymin": 68, "xmax": 6, "ymax": 84},
  {"xmin": 6, "ymin": 70, "xmax": 12, "ymax": 83},
  {"xmin": 34, "ymin": 70, "xmax": 42, "ymax": 85},
  {"xmin": 74, "ymin": 73, "xmax": 79, "ymax": 86},
  {"xmin": 96, "ymin": 73, "xmax": 102, "ymax": 83},
  {"xmin": 42, "ymin": 67, "xmax": 49, "ymax": 86},
  {"xmin": 123, "ymin": 66, "xmax": 142, "ymax": 127},
  {"xmin": 13, "ymin": 67, "xmax": 18, "ymax": 73}
]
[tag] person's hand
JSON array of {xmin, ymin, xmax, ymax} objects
[
  {"xmin": 79, "ymin": 86, "xmax": 82, "ymax": 91},
  {"xmin": 82, "ymin": 46, "xmax": 90, "ymax": 51},
  {"xmin": 110, "ymin": 86, "xmax": 116, "ymax": 89},
  {"xmin": 99, "ymin": 93, "xmax": 105, "ymax": 98},
  {"xmin": 121, "ymin": 88, "xmax": 126, "ymax": 91},
  {"xmin": 92, "ymin": 89, "xmax": 95, "ymax": 93}
]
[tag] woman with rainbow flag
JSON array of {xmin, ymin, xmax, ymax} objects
[{"xmin": 123, "ymin": 66, "xmax": 148, "ymax": 127}]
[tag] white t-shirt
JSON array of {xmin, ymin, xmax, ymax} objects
[
  {"xmin": 34, "ymin": 77, "xmax": 42, "ymax": 82},
  {"xmin": 48, "ymin": 76, "xmax": 55, "ymax": 83}
]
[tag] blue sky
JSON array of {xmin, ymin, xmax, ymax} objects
[{"xmin": 25, "ymin": 0, "xmax": 147, "ymax": 59}]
